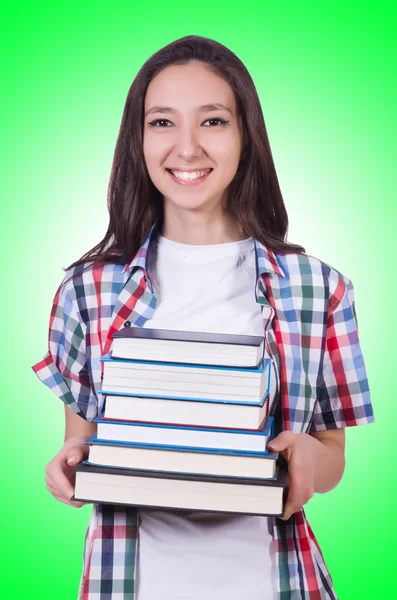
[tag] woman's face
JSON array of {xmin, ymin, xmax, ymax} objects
[{"xmin": 143, "ymin": 61, "xmax": 243, "ymax": 213}]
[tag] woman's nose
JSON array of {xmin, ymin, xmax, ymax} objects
[{"xmin": 175, "ymin": 126, "xmax": 202, "ymax": 160}]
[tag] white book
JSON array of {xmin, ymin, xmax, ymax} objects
[
  {"xmin": 101, "ymin": 357, "xmax": 271, "ymax": 404},
  {"xmin": 103, "ymin": 393, "xmax": 269, "ymax": 430},
  {"xmin": 86, "ymin": 437, "xmax": 278, "ymax": 479},
  {"xmin": 72, "ymin": 463, "xmax": 288, "ymax": 516}
]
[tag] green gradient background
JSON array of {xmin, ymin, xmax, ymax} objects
[{"xmin": 2, "ymin": 2, "xmax": 394, "ymax": 598}]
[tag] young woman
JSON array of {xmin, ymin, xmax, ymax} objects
[{"xmin": 33, "ymin": 35, "xmax": 374, "ymax": 599}]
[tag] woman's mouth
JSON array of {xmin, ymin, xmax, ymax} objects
[{"xmin": 166, "ymin": 168, "xmax": 213, "ymax": 186}]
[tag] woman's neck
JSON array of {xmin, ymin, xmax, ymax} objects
[{"xmin": 161, "ymin": 203, "xmax": 246, "ymax": 245}]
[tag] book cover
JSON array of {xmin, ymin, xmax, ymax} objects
[
  {"xmin": 98, "ymin": 389, "xmax": 270, "ymax": 407},
  {"xmin": 112, "ymin": 327, "xmax": 265, "ymax": 347},
  {"xmin": 81, "ymin": 457, "xmax": 280, "ymax": 480},
  {"xmin": 93, "ymin": 414, "xmax": 274, "ymax": 439},
  {"xmin": 72, "ymin": 461, "xmax": 288, "ymax": 487},
  {"xmin": 85, "ymin": 417, "xmax": 277, "ymax": 457},
  {"xmin": 101, "ymin": 355, "xmax": 270, "ymax": 373}
]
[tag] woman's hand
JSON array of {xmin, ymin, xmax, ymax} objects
[
  {"xmin": 267, "ymin": 431, "xmax": 316, "ymax": 521},
  {"xmin": 267, "ymin": 429, "xmax": 345, "ymax": 520},
  {"xmin": 45, "ymin": 435, "xmax": 90, "ymax": 508}
]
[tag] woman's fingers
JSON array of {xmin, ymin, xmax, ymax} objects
[
  {"xmin": 45, "ymin": 440, "xmax": 86, "ymax": 508},
  {"xmin": 281, "ymin": 469, "xmax": 314, "ymax": 520},
  {"xmin": 45, "ymin": 473, "xmax": 86, "ymax": 507},
  {"xmin": 45, "ymin": 459, "xmax": 74, "ymax": 500},
  {"xmin": 267, "ymin": 431, "xmax": 295, "ymax": 454},
  {"xmin": 280, "ymin": 440, "xmax": 315, "ymax": 520}
]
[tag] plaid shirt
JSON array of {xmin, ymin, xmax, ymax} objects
[{"xmin": 32, "ymin": 226, "xmax": 374, "ymax": 599}]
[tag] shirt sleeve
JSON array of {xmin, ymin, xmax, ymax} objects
[
  {"xmin": 31, "ymin": 271, "xmax": 99, "ymax": 422},
  {"xmin": 309, "ymin": 277, "xmax": 374, "ymax": 431}
]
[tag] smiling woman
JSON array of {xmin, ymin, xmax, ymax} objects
[{"xmin": 32, "ymin": 34, "xmax": 374, "ymax": 600}]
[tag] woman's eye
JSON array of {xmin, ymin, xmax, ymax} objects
[
  {"xmin": 148, "ymin": 119, "xmax": 173, "ymax": 127},
  {"xmin": 148, "ymin": 118, "xmax": 229, "ymax": 127},
  {"xmin": 203, "ymin": 118, "xmax": 229, "ymax": 126}
]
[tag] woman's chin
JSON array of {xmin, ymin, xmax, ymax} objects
[{"xmin": 163, "ymin": 194, "xmax": 218, "ymax": 213}]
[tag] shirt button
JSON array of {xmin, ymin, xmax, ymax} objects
[
  {"xmin": 144, "ymin": 276, "xmax": 148, "ymax": 282},
  {"xmin": 124, "ymin": 321, "xmax": 131, "ymax": 327}
]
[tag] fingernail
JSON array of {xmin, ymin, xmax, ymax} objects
[{"xmin": 67, "ymin": 456, "xmax": 78, "ymax": 465}]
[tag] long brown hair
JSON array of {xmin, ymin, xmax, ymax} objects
[{"xmin": 66, "ymin": 34, "xmax": 305, "ymax": 273}]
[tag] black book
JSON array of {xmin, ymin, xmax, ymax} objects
[
  {"xmin": 72, "ymin": 462, "xmax": 288, "ymax": 517},
  {"xmin": 111, "ymin": 327, "xmax": 265, "ymax": 368}
]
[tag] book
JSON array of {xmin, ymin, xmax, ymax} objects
[
  {"xmin": 102, "ymin": 392, "xmax": 269, "ymax": 430},
  {"xmin": 100, "ymin": 356, "xmax": 271, "ymax": 404},
  {"xmin": 72, "ymin": 463, "xmax": 288, "ymax": 516},
  {"xmin": 85, "ymin": 434, "xmax": 278, "ymax": 479},
  {"xmin": 111, "ymin": 327, "xmax": 265, "ymax": 368},
  {"xmin": 93, "ymin": 415, "xmax": 275, "ymax": 453}
]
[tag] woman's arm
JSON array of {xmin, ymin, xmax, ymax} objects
[
  {"xmin": 64, "ymin": 405, "xmax": 97, "ymax": 442},
  {"xmin": 309, "ymin": 429, "xmax": 345, "ymax": 493}
]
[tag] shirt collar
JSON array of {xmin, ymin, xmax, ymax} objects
[
  {"xmin": 254, "ymin": 238, "xmax": 285, "ymax": 278},
  {"xmin": 123, "ymin": 224, "xmax": 286, "ymax": 279},
  {"xmin": 122, "ymin": 224, "xmax": 157, "ymax": 274}
]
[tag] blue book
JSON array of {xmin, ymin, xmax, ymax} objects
[
  {"xmin": 92, "ymin": 414, "xmax": 275, "ymax": 454},
  {"xmin": 100, "ymin": 355, "xmax": 271, "ymax": 405},
  {"xmin": 83, "ymin": 417, "xmax": 278, "ymax": 480}
]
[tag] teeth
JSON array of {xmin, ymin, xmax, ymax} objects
[{"xmin": 170, "ymin": 169, "xmax": 210, "ymax": 180}]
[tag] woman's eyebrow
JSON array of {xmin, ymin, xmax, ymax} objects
[{"xmin": 145, "ymin": 103, "xmax": 232, "ymax": 117}]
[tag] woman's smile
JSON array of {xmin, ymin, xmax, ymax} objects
[{"xmin": 166, "ymin": 167, "xmax": 213, "ymax": 186}]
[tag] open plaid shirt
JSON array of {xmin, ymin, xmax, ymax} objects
[{"xmin": 32, "ymin": 226, "xmax": 374, "ymax": 599}]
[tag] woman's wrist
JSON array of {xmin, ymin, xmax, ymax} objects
[{"xmin": 309, "ymin": 432, "xmax": 345, "ymax": 494}]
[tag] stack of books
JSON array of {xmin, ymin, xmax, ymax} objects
[{"xmin": 72, "ymin": 328, "xmax": 288, "ymax": 516}]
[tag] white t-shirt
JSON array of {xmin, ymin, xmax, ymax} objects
[{"xmin": 136, "ymin": 235, "xmax": 277, "ymax": 600}]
